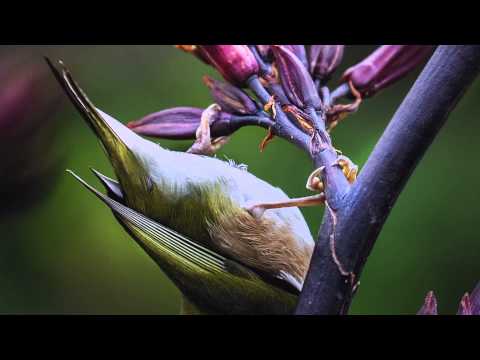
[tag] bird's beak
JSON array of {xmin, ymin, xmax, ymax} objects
[{"xmin": 45, "ymin": 57, "xmax": 156, "ymax": 186}]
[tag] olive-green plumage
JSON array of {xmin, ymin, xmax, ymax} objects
[{"xmin": 47, "ymin": 58, "xmax": 315, "ymax": 314}]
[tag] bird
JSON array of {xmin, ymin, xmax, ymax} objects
[{"xmin": 46, "ymin": 58, "xmax": 318, "ymax": 314}]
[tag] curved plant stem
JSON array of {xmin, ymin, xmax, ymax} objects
[{"xmin": 296, "ymin": 45, "xmax": 480, "ymax": 315}]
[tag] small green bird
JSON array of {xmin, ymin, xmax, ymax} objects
[{"xmin": 47, "ymin": 59, "xmax": 319, "ymax": 314}]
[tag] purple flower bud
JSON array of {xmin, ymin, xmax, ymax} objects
[
  {"xmin": 271, "ymin": 45, "xmax": 322, "ymax": 109},
  {"xmin": 342, "ymin": 45, "xmax": 434, "ymax": 97},
  {"xmin": 197, "ymin": 45, "xmax": 259, "ymax": 86},
  {"xmin": 127, "ymin": 106, "xmax": 239, "ymax": 139},
  {"xmin": 457, "ymin": 293, "xmax": 473, "ymax": 315},
  {"xmin": 417, "ymin": 291, "xmax": 438, "ymax": 315},
  {"xmin": 309, "ymin": 45, "xmax": 344, "ymax": 83},
  {"xmin": 128, "ymin": 107, "xmax": 207, "ymax": 139},
  {"xmin": 283, "ymin": 45, "xmax": 308, "ymax": 69},
  {"xmin": 203, "ymin": 75, "xmax": 258, "ymax": 115},
  {"xmin": 255, "ymin": 45, "xmax": 308, "ymax": 69}
]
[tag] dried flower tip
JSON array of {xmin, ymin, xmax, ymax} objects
[
  {"xmin": 342, "ymin": 45, "xmax": 434, "ymax": 97},
  {"xmin": 309, "ymin": 45, "xmax": 344, "ymax": 83},
  {"xmin": 417, "ymin": 290, "xmax": 438, "ymax": 315},
  {"xmin": 326, "ymin": 81, "xmax": 363, "ymax": 131},
  {"xmin": 203, "ymin": 75, "xmax": 258, "ymax": 115},
  {"xmin": 176, "ymin": 45, "xmax": 211, "ymax": 65},
  {"xmin": 282, "ymin": 104, "xmax": 315, "ymax": 134},
  {"xmin": 259, "ymin": 127, "xmax": 275, "ymax": 152},
  {"xmin": 271, "ymin": 45, "xmax": 322, "ymax": 110},
  {"xmin": 197, "ymin": 45, "xmax": 259, "ymax": 86},
  {"xmin": 264, "ymin": 95, "xmax": 278, "ymax": 119}
]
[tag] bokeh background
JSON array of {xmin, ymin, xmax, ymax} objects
[{"xmin": 1, "ymin": 45, "xmax": 479, "ymax": 315}]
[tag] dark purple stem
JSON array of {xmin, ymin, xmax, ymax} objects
[
  {"xmin": 249, "ymin": 45, "xmax": 272, "ymax": 77},
  {"xmin": 248, "ymin": 75, "xmax": 350, "ymax": 205},
  {"xmin": 228, "ymin": 115, "xmax": 274, "ymax": 130},
  {"xmin": 320, "ymin": 87, "xmax": 331, "ymax": 106},
  {"xmin": 247, "ymin": 76, "xmax": 271, "ymax": 103},
  {"xmin": 296, "ymin": 45, "xmax": 480, "ymax": 314},
  {"xmin": 248, "ymin": 75, "xmax": 311, "ymax": 152},
  {"xmin": 265, "ymin": 82, "xmax": 290, "ymax": 106},
  {"xmin": 307, "ymin": 107, "xmax": 350, "ymax": 208},
  {"xmin": 329, "ymin": 82, "xmax": 350, "ymax": 103}
]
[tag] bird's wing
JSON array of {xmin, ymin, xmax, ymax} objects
[
  {"xmin": 67, "ymin": 170, "xmax": 299, "ymax": 313},
  {"xmin": 68, "ymin": 169, "xmax": 233, "ymax": 275},
  {"xmin": 67, "ymin": 170, "xmax": 297, "ymax": 287},
  {"xmin": 85, "ymin": 168, "xmax": 303, "ymax": 294}
]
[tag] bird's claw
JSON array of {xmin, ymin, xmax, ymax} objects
[
  {"xmin": 305, "ymin": 155, "xmax": 357, "ymax": 196},
  {"xmin": 306, "ymin": 166, "xmax": 326, "ymax": 192},
  {"xmin": 332, "ymin": 155, "xmax": 358, "ymax": 184},
  {"xmin": 187, "ymin": 104, "xmax": 230, "ymax": 156}
]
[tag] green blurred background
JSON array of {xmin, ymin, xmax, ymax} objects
[{"xmin": 1, "ymin": 45, "xmax": 479, "ymax": 315}]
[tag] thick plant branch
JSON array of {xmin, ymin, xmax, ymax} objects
[
  {"xmin": 312, "ymin": 135, "xmax": 350, "ymax": 209},
  {"xmin": 296, "ymin": 45, "xmax": 480, "ymax": 315}
]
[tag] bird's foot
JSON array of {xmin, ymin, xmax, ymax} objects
[
  {"xmin": 187, "ymin": 104, "xmax": 230, "ymax": 156},
  {"xmin": 244, "ymin": 193, "xmax": 326, "ymax": 219},
  {"xmin": 306, "ymin": 166, "xmax": 326, "ymax": 192},
  {"xmin": 245, "ymin": 166, "xmax": 328, "ymax": 219},
  {"xmin": 332, "ymin": 155, "xmax": 358, "ymax": 184}
]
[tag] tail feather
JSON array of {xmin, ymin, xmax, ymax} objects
[{"xmin": 90, "ymin": 168, "xmax": 124, "ymax": 201}]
